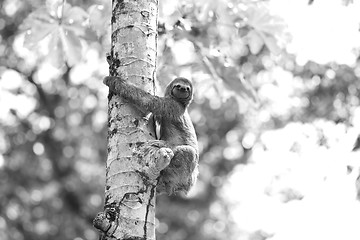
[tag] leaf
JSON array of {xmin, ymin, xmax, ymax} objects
[
  {"xmin": 88, "ymin": 3, "xmax": 111, "ymax": 36},
  {"xmin": 20, "ymin": 7, "xmax": 54, "ymax": 30},
  {"xmin": 61, "ymin": 4, "xmax": 89, "ymax": 37},
  {"xmin": 47, "ymin": 30, "xmax": 64, "ymax": 67},
  {"xmin": 258, "ymin": 32, "xmax": 281, "ymax": 55},
  {"xmin": 23, "ymin": 23, "xmax": 58, "ymax": 49},
  {"xmin": 246, "ymin": 30, "xmax": 264, "ymax": 55},
  {"xmin": 59, "ymin": 27, "xmax": 82, "ymax": 66},
  {"xmin": 63, "ymin": 6, "xmax": 88, "ymax": 25},
  {"xmin": 20, "ymin": 7, "xmax": 58, "ymax": 48},
  {"xmin": 20, "ymin": 2, "xmax": 89, "ymax": 66},
  {"xmin": 245, "ymin": 6, "xmax": 286, "ymax": 35},
  {"xmin": 243, "ymin": 6, "xmax": 286, "ymax": 55},
  {"xmin": 205, "ymin": 56, "xmax": 258, "ymax": 103},
  {"xmin": 46, "ymin": 0, "xmax": 64, "ymax": 18}
]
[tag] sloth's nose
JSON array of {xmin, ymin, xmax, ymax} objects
[{"xmin": 179, "ymin": 86, "xmax": 189, "ymax": 92}]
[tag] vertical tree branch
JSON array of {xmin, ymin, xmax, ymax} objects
[{"xmin": 94, "ymin": 0, "xmax": 159, "ymax": 240}]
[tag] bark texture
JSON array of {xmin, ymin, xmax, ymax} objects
[{"xmin": 94, "ymin": 0, "xmax": 160, "ymax": 239}]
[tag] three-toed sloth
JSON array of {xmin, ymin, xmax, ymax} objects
[{"xmin": 103, "ymin": 76, "xmax": 199, "ymax": 195}]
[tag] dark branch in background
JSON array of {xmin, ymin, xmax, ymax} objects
[
  {"xmin": 27, "ymin": 68, "xmax": 55, "ymax": 118},
  {"xmin": 63, "ymin": 63, "xmax": 71, "ymax": 86},
  {"xmin": 353, "ymin": 136, "xmax": 360, "ymax": 151},
  {"xmin": 5, "ymin": 65, "xmax": 54, "ymax": 118},
  {"xmin": 6, "ymin": 64, "xmax": 72, "ymax": 119}
]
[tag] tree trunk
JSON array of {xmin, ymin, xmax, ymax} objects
[{"xmin": 93, "ymin": 0, "xmax": 159, "ymax": 239}]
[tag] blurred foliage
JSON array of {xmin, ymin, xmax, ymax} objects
[{"xmin": 1, "ymin": 0, "xmax": 360, "ymax": 240}]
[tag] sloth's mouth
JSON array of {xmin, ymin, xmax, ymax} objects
[{"xmin": 172, "ymin": 88, "xmax": 190, "ymax": 99}]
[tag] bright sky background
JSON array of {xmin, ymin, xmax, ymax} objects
[
  {"xmin": 270, "ymin": 0, "xmax": 360, "ymax": 66},
  {"xmin": 226, "ymin": 1, "xmax": 360, "ymax": 238}
]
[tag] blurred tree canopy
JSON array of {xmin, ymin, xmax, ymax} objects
[{"xmin": 1, "ymin": 0, "xmax": 360, "ymax": 240}]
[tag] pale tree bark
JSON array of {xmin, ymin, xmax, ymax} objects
[{"xmin": 93, "ymin": 0, "xmax": 163, "ymax": 239}]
